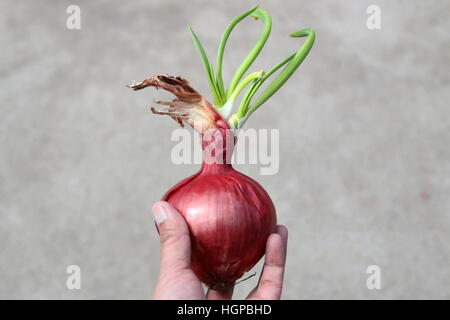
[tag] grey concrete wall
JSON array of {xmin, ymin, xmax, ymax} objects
[{"xmin": 1, "ymin": 0, "xmax": 449, "ymax": 299}]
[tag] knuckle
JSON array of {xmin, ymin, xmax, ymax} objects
[
  {"xmin": 260, "ymin": 278, "xmax": 282, "ymax": 291},
  {"xmin": 160, "ymin": 226, "xmax": 189, "ymax": 246},
  {"xmin": 266, "ymin": 260, "xmax": 285, "ymax": 268}
]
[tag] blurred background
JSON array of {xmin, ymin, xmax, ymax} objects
[{"xmin": 1, "ymin": 0, "xmax": 449, "ymax": 299}]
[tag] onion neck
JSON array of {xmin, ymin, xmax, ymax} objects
[{"xmin": 200, "ymin": 126, "xmax": 235, "ymax": 175}]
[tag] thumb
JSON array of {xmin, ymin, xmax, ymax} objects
[{"xmin": 152, "ymin": 201, "xmax": 191, "ymax": 273}]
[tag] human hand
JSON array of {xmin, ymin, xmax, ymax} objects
[{"xmin": 151, "ymin": 201, "xmax": 288, "ymax": 300}]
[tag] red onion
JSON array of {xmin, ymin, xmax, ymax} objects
[{"xmin": 130, "ymin": 75, "xmax": 276, "ymax": 289}]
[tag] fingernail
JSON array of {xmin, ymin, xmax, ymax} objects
[{"xmin": 153, "ymin": 203, "xmax": 168, "ymax": 224}]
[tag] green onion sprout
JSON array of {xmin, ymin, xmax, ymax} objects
[{"xmin": 188, "ymin": 6, "xmax": 315, "ymax": 128}]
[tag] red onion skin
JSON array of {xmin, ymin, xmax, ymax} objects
[{"xmin": 162, "ymin": 131, "xmax": 277, "ymax": 289}]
